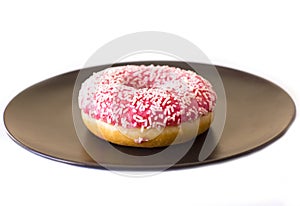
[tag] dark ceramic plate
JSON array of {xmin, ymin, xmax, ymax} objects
[{"xmin": 4, "ymin": 61, "xmax": 296, "ymax": 170}]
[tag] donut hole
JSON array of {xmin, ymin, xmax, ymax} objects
[{"xmin": 122, "ymin": 80, "xmax": 155, "ymax": 90}]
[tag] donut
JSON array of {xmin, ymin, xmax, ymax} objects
[{"xmin": 78, "ymin": 65, "xmax": 217, "ymax": 148}]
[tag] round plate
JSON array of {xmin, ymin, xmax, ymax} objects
[{"xmin": 4, "ymin": 61, "xmax": 296, "ymax": 170}]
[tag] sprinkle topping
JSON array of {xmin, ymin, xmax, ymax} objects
[{"xmin": 79, "ymin": 64, "xmax": 217, "ymax": 129}]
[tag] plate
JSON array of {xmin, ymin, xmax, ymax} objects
[{"xmin": 4, "ymin": 61, "xmax": 296, "ymax": 170}]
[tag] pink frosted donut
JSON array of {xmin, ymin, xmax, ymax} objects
[{"xmin": 78, "ymin": 65, "xmax": 216, "ymax": 147}]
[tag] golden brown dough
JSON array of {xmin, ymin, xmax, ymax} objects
[{"xmin": 81, "ymin": 111, "xmax": 213, "ymax": 148}]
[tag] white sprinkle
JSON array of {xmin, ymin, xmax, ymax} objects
[
  {"xmin": 133, "ymin": 114, "xmax": 145, "ymax": 122},
  {"xmin": 163, "ymin": 117, "xmax": 169, "ymax": 124},
  {"xmin": 134, "ymin": 137, "xmax": 149, "ymax": 144},
  {"xmin": 170, "ymin": 105, "xmax": 175, "ymax": 112},
  {"xmin": 164, "ymin": 106, "xmax": 171, "ymax": 116},
  {"xmin": 123, "ymin": 107, "xmax": 129, "ymax": 114},
  {"xmin": 121, "ymin": 117, "xmax": 127, "ymax": 127},
  {"xmin": 162, "ymin": 97, "xmax": 170, "ymax": 106},
  {"xmin": 203, "ymin": 92, "xmax": 209, "ymax": 100},
  {"xmin": 148, "ymin": 117, "xmax": 152, "ymax": 126},
  {"xmin": 132, "ymin": 98, "xmax": 137, "ymax": 105},
  {"xmin": 136, "ymin": 101, "xmax": 142, "ymax": 110},
  {"xmin": 159, "ymin": 114, "xmax": 164, "ymax": 119}
]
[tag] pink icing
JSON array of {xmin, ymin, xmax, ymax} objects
[{"xmin": 79, "ymin": 65, "xmax": 216, "ymax": 129}]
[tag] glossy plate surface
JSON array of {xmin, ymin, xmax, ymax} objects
[{"xmin": 4, "ymin": 61, "xmax": 296, "ymax": 170}]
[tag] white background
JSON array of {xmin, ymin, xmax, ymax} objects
[{"xmin": 0, "ymin": 0, "xmax": 299, "ymax": 205}]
